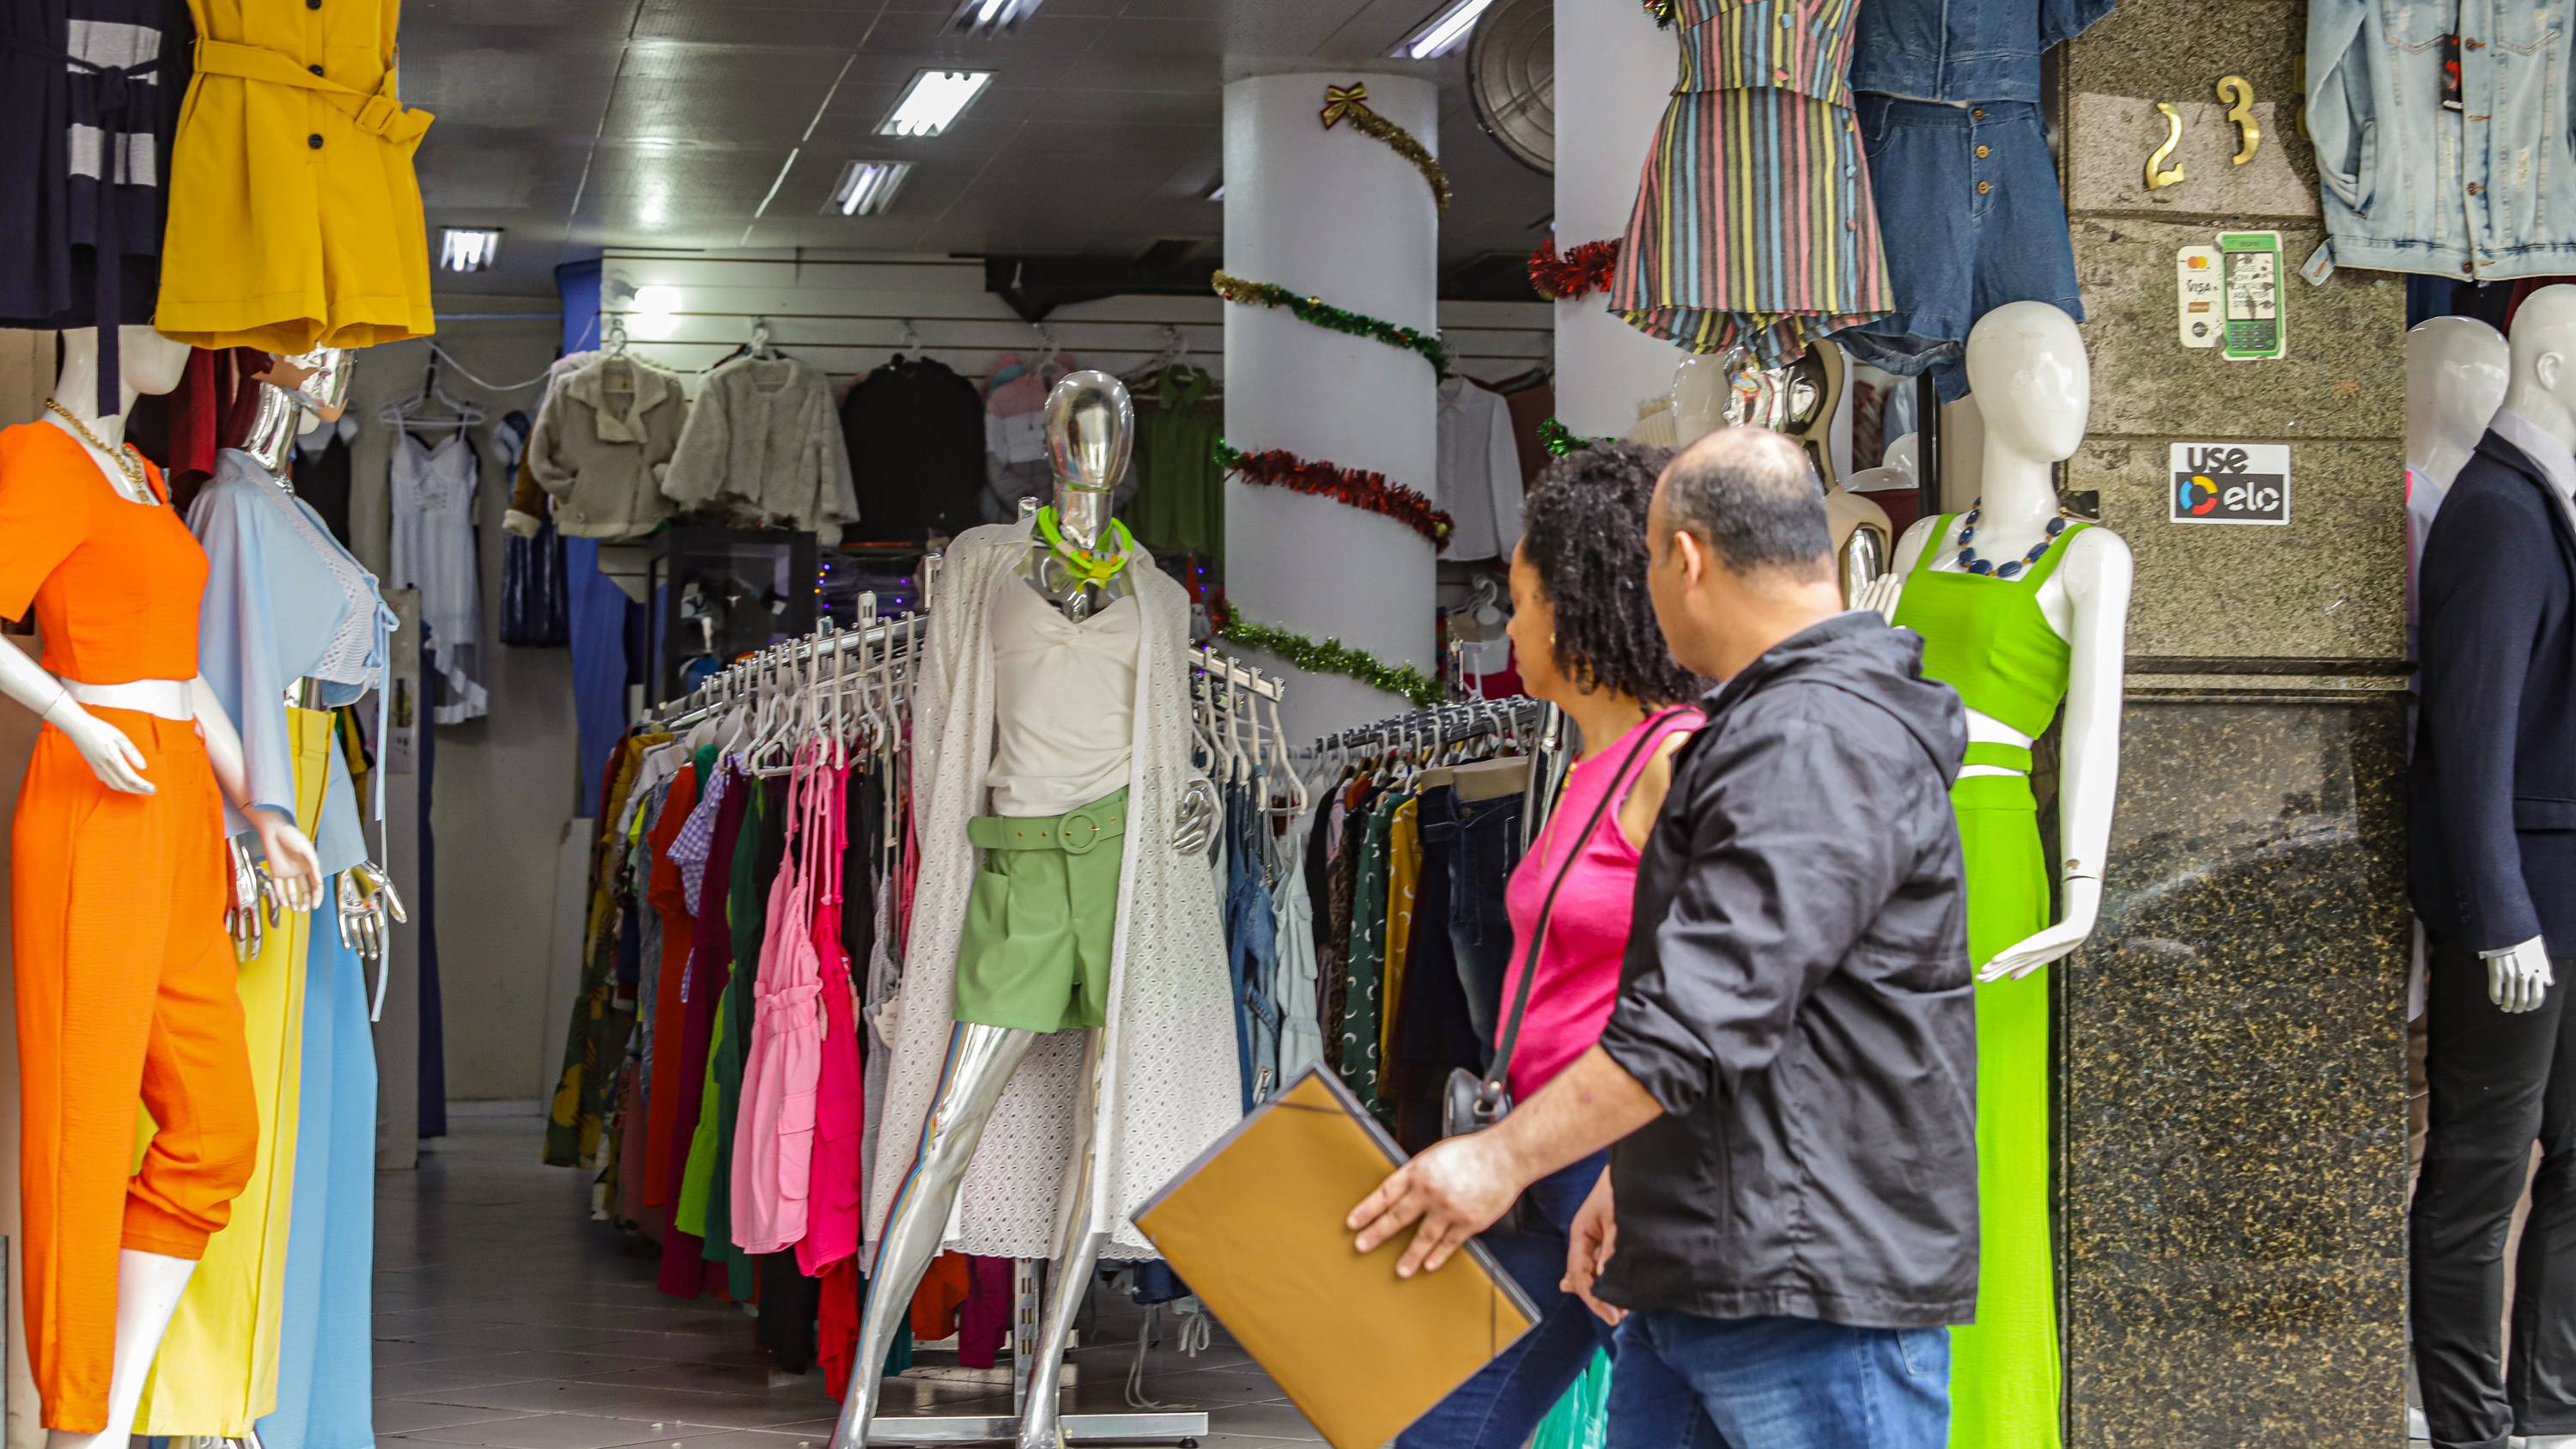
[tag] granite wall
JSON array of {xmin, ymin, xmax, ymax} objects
[{"xmin": 2054, "ymin": 2, "xmax": 2413, "ymax": 1444}]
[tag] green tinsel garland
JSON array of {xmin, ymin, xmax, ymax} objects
[
  {"xmin": 1215, "ymin": 610, "xmax": 1444, "ymax": 708},
  {"xmin": 1210, "ymin": 271, "xmax": 1450, "ymax": 376},
  {"xmin": 1646, "ymin": 0, "xmax": 1679, "ymax": 27},
  {"xmin": 1540, "ymin": 416, "xmax": 1614, "ymax": 458}
]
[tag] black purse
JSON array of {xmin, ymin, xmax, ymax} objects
[{"xmin": 1442, "ymin": 711, "xmax": 1683, "ymax": 1234}]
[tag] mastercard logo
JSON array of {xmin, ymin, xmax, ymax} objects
[{"xmin": 2178, "ymin": 472, "xmax": 2221, "ymax": 515}]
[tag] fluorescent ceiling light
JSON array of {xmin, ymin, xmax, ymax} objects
[
  {"xmin": 1392, "ymin": 0, "xmax": 1495, "ymax": 59},
  {"xmin": 879, "ymin": 69, "xmax": 993, "ymax": 137},
  {"xmin": 829, "ymin": 160, "xmax": 914, "ymax": 216},
  {"xmin": 948, "ymin": 0, "xmax": 1042, "ymax": 36},
  {"xmin": 437, "ymin": 227, "xmax": 503, "ymax": 272}
]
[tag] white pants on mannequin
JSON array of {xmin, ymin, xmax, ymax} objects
[{"xmin": 44, "ymin": 1251, "xmax": 194, "ymax": 1449}]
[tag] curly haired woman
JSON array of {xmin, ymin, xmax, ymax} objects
[{"xmin": 1400, "ymin": 441, "xmax": 1705, "ymax": 1449}]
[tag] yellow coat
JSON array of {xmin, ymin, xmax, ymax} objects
[{"xmin": 156, "ymin": 0, "xmax": 437, "ymax": 352}]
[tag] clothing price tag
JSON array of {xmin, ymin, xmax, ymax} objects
[
  {"xmin": 2443, "ymin": 31, "xmax": 2465, "ymax": 111},
  {"xmin": 2177, "ymin": 245, "xmax": 2222, "ymax": 348},
  {"xmin": 2218, "ymin": 231, "xmax": 2287, "ymax": 361}
]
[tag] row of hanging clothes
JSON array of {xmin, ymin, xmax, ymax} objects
[
  {"xmin": 543, "ymin": 594, "xmax": 1293, "ymax": 1395},
  {"xmin": 1295, "ymin": 697, "xmax": 1566, "ymax": 1153}
]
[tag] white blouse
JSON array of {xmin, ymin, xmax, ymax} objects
[{"xmin": 986, "ymin": 577, "xmax": 1139, "ymax": 818}]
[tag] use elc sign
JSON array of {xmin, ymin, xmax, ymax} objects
[{"xmin": 2169, "ymin": 442, "xmax": 2291, "ymax": 526}]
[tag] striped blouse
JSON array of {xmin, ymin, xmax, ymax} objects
[{"xmin": 1610, "ymin": 0, "xmax": 1893, "ymax": 364}]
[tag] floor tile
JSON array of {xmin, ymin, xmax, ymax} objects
[
  {"xmin": 400, "ymin": 1413, "xmax": 682, "ymax": 1449},
  {"xmin": 368, "ymin": 1403, "xmax": 544, "ymax": 1435}
]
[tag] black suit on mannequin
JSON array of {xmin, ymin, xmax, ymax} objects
[{"xmin": 2412, "ymin": 422, "xmax": 2576, "ymax": 1449}]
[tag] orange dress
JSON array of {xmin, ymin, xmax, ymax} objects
[{"xmin": 0, "ymin": 423, "xmax": 260, "ymax": 1434}]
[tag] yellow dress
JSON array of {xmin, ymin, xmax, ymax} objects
[
  {"xmin": 1380, "ymin": 796, "xmax": 1420, "ymax": 1062},
  {"xmin": 155, "ymin": 0, "xmax": 436, "ymax": 351},
  {"xmin": 131, "ymin": 708, "xmax": 331, "ymax": 1436}
]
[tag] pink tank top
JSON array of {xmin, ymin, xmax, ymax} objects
[{"xmin": 1495, "ymin": 707, "xmax": 1702, "ymax": 1099}]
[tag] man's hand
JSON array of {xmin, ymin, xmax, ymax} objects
[
  {"xmin": 1346, "ymin": 1133, "xmax": 1527, "ymax": 1279},
  {"xmin": 1562, "ymin": 1170, "xmax": 1624, "ymax": 1327}
]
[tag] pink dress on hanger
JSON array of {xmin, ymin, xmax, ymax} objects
[
  {"xmin": 732, "ymin": 750, "xmax": 828, "ymax": 1257},
  {"xmin": 799, "ymin": 758, "xmax": 866, "ymax": 1277}
]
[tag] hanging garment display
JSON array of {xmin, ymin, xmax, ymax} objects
[
  {"xmin": 1890, "ymin": 514, "xmax": 2091, "ymax": 1449},
  {"xmin": 840, "ymin": 356, "xmax": 986, "ymax": 543},
  {"xmin": 0, "ymin": 0, "xmax": 191, "ymax": 412},
  {"xmin": 292, "ymin": 414, "xmax": 360, "ymax": 545},
  {"xmin": 528, "ymin": 352, "xmax": 687, "ymax": 540},
  {"xmin": 1129, "ymin": 366, "xmax": 1224, "ymax": 559},
  {"xmin": 664, "ymin": 355, "xmax": 860, "ymax": 544},
  {"xmin": 1435, "ymin": 377, "xmax": 1524, "ymax": 563},
  {"xmin": 390, "ymin": 431, "xmax": 489, "ymax": 722},
  {"xmin": 1834, "ymin": 0, "xmax": 2110, "ymax": 399},
  {"xmin": 1607, "ymin": 0, "xmax": 1891, "ymax": 364},
  {"xmin": 257, "ymin": 910, "xmax": 375, "ymax": 1449},
  {"xmin": 131, "ymin": 706, "xmax": 332, "ymax": 1438},
  {"xmin": 155, "ymin": 0, "xmax": 434, "ymax": 351},
  {"xmin": 0, "ymin": 423, "xmax": 261, "ymax": 1436},
  {"xmin": 979, "ymin": 351, "xmax": 1073, "ymax": 523},
  {"xmin": 2310, "ymin": 0, "xmax": 2576, "ymax": 281}
]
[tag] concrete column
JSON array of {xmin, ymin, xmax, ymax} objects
[
  {"xmin": 1222, "ymin": 72, "xmax": 1440, "ymax": 740},
  {"xmin": 1552, "ymin": 3, "xmax": 1682, "ymax": 439},
  {"xmin": 2051, "ymin": 4, "xmax": 2408, "ymax": 1444}
]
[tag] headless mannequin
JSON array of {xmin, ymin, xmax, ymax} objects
[
  {"xmin": 833, "ymin": 373, "xmax": 1211, "ymax": 1449},
  {"xmin": 0, "ymin": 326, "xmax": 322, "ymax": 1449},
  {"xmin": 1674, "ymin": 344, "xmax": 1892, "ymax": 602},
  {"xmin": 1873, "ymin": 301, "xmax": 2135, "ymax": 981}
]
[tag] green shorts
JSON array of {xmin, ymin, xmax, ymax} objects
[{"xmin": 954, "ymin": 788, "xmax": 1126, "ymax": 1032}]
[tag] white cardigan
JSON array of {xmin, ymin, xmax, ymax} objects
[{"xmin": 866, "ymin": 526, "xmax": 1241, "ymax": 1259}]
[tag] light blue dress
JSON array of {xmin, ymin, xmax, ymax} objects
[
  {"xmin": 258, "ymin": 910, "xmax": 377, "ymax": 1449},
  {"xmin": 189, "ymin": 448, "xmax": 395, "ymax": 874}
]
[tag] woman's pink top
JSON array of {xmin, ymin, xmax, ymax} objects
[{"xmin": 1494, "ymin": 707, "xmax": 1702, "ymax": 1099}]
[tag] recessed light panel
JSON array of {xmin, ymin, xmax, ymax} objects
[
  {"xmin": 829, "ymin": 161, "xmax": 915, "ymax": 216},
  {"xmin": 1392, "ymin": 0, "xmax": 1495, "ymax": 59},
  {"xmin": 438, "ymin": 227, "xmax": 503, "ymax": 271},
  {"xmin": 880, "ymin": 70, "xmax": 994, "ymax": 137}
]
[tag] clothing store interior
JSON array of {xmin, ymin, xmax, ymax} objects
[{"xmin": 0, "ymin": 0, "xmax": 2558, "ymax": 1445}]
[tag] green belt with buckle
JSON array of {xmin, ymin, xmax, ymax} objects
[{"xmin": 967, "ymin": 788, "xmax": 1128, "ymax": 855}]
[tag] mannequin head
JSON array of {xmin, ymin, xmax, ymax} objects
[
  {"xmin": 2502, "ymin": 286, "xmax": 2576, "ymax": 454},
  {"xmin": 52, "ymin": 326, "xmax": 191, "ymax": 420},
  {"xmin": 2406, "ymin": 318, "xmax": 2508, "ymax": 488},
  {"xmin": 1672, "ymin": 353, "xmax": 1734, "ymax": 447},
  {"xmin": 1043, "ymin": 369, "xmax": 1133, "ymax": 498},
  {"xmin": 1961, "ymin": 301, "xmax": 2089, "ymax": 467}
]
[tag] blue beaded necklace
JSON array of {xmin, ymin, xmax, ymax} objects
[{"xmin": 1953, "ymin": 499, "xmax": 2072, "ymax": 578}]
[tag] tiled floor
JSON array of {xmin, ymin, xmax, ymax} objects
[{"xmin": 376, "ymin": 1115, "xmax": 1322, "ymax": 1449}]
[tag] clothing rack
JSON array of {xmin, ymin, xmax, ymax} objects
[
  {"xmin": 1319, "ymin": 697, "xmax": 1567, "ymax": 851},
  {"xmin": 1192, "ymin": 644, "xmax": 1285, "ymax": 701},
  {"xmin": 648, "ymin": 600, "xmax": 925, "ymax": 731}
]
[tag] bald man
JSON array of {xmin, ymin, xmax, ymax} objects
[{"xmin": 1350, "ymin": 428, "xmax": 1977, "ymax": 1449}]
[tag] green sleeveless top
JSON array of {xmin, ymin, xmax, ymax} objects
[{"xmin": 1890, "ymin": 514, "xmax": 2090, "ymax": 742}]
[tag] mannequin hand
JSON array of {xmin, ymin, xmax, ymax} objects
[
  {"xmin": 45, "ymin": 697, "xmax": 154, "ymax": 795},
  {"xmin": 1855, "ymin": 572, "xmax": 1905, "ymax": 624},
  {"xmin": 247, "ymin": 812, "xmax": 325, "ymax": 915},
  {"xmin": 1977, "ymin": 878, "xmax": 2102, "ymax": 983},
  {"xmin": 336, "ymin": 861, "xmax": 408, "ymax": 963},
  {"xmin": 2488, "ymin": 937, "xmax": 2556, "ymax": 1014},
  {"xmin": 226, "ymin": 840, "xmax": 268, "ymax": 963},
  {"xmin": 1173, "ymin": 774, "xmax": 1218, "ymax": 855}
]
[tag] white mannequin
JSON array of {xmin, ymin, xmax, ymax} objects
[
  {"xmin": 0, "ymin": 327, "xmax": 322, "ymax": 1449},
  {"xmin": 2409, "ymin": 318, "xmax": 2511, "ymax": 496},
  {"xmin": 1868, "ymin": 301, "xmax": 2135, "ymax": 982},
  {"xmin": 2462, "ymin": 293, "xmax": 2576, "ymax": 1017}
]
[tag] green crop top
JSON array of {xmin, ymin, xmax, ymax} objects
[{"xmin": 1890, "ymin": 514, "xmax": 2090, "ymax": 740}]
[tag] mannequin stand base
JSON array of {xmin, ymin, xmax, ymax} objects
[{"xmin": 862, "ymin": 1411, "xmax": 1207, "ymax": 1446}]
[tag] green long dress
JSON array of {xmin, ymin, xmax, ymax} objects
[{"xmin": 1891, "ymin": 515, "xmax": 2093, "ymax": 1449}]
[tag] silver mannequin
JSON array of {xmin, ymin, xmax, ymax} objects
[
  {"xmin": 834, "ymin": 373, "xmax": 1206, "ymax": 1449},
  {"xmin": 226, "ymin": 348, "xmax": 408, "ymax": 965}
]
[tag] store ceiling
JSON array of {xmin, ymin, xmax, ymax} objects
[{"xmin": 401, "ymin": 0, "xmax": 1557, "ymax": 299}]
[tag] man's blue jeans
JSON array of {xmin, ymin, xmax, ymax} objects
[{"xmin": 1607, "ymin": 1312, "xmax": 1951, "ymax": 1449}]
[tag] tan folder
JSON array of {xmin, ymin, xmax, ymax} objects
[{"xmin": 1131, "ymin": 1065, "xmax": 1540, "ymax": 1449}]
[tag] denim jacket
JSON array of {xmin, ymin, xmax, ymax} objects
[
  {"xmin": 2311, "ymin": 0, "xmax": 2576, "ymax": 279},
  {"xmin": 1848, "ymin": 0, "xmax": 2114, "ymax": 104}
]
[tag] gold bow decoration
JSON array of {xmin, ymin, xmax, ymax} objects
[
  {"xmin": 1316, "ymin": 80, "xmax": 1451, "ymax": 212},
  {"xmin": 1320, "ymin": 82, "xmax": 1370, "ymax": 129}
]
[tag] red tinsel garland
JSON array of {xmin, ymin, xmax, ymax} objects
[
  {"xmin": 1528, "ymin": 237, "xmax": 1623, "ymax": 301},
  {"xmin": 1214, "ymin": 438, "xmax": 1455, "ymax": 551}
]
